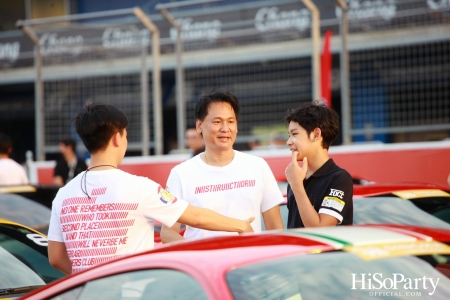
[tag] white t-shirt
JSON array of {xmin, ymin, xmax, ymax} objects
[
  {"xmin": 48, "ymin": 169, "xmax": 188, "ymax": 273},
  {"xmin": 0, "ymin": 158, "xmax": 29, "ymax": 186},
  {"xmin": 166, "ymin": 150, "xmax": 284, "ymax": 239}
]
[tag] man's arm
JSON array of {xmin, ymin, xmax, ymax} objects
[
  {"xmin": 53, "ymin": 161, "xmax": 65, "ymax": 186},
  {"xmin": 48, "ymin": 241, "xmax": 72, "ymax": 274},
  {"xmin": 262, "ymin": 205, "xmax": 284, "ymax": 230},
  {"xmin": 54, "ymin": 176, "xmax": 64, "ymax": 186},
  {"xmin": 161, "ymin": 204, "xmax": 254, "ymax": 243}
]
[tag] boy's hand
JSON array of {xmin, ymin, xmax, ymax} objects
[
  {"xmin": 285, "ymin": 151, "xmax": 308, "ymax": 187},
  {"xmin": 239, "ymin": 217, "xmax": 255, "ymax": 234}
]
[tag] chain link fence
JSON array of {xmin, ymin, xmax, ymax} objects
[
  {"xmin": 10, "ymin": 0, "xmax": 450, "ymax": 157},
  {"xmin": 164, "ymin": 0, "xmax": 450, "ymax": 147},
  {"xmin": 17, "ymin": 8, "xmax": 162, "ymax": 159}
]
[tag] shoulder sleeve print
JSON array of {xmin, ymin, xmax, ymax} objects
[{"xmin": 317, "ymin": 171, "xmax": 353, "ymax": 224}]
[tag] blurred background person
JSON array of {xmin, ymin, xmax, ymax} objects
[
  {"xmin": 53, "ymin": 137, "xmax": 87, "ymax": 186},
  {"xmin": 247, "ymin": 138, "xmax": 261, "ymax": 150},
  {"xmin": 0, "ymin": 132, "xmax": 29, "ymax": 185},
  {"xmin": 268, "ymin": 132, "xmax": 287, "ymax": 149},
  {"xmin": 185, "ymin": 125, "xmax": 205, "ymax": 157}
]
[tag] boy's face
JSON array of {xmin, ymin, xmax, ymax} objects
[
  {"xmin": 197, "ymin": 101, "xmax": 237, "ymax": 152},
  {"xmin": 286, "ymin": 121, "xmax": 316, "ymax": 161}
]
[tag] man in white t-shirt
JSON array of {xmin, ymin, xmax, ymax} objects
[
  {"xmin": 0, "ymin": 133, "xmax": 29, "ymax": 186},
  {"xmin": 161, "ymin": 88, "xmax": 284, "ymax": 242},
  {"xmin": 47, "ymin": 103, "xmax": 254, "ymax": 275}
]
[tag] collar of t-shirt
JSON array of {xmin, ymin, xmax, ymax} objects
[
  {"xmin": 197, "ymin": 150, "xmax": 236, "ymax": 173},
  {"xmin": 305, "ymin": 158, "xmax": 335, "ymax": 181}
]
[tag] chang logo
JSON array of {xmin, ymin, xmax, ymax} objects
[
  {"xmin": 254, "ymin": 6, "xmax": 310, "ymax": 32},
  {"xmin": 40, "ymin": 33, "xmax": 84, "ymax": 56},
  {"xmin": 335, "ymin": 0, "xmax": 397, "ymax": 21},
  {"xmin": 0, "ymin": 41, "xmax": 20, "ymax": 62},
  {"xmin": 102, "ymin": 27, "xmax": 150, "ymax": 48},
  {"xmin": 170, "ymin": 18, "xmax": 222, "ymax": 41}
]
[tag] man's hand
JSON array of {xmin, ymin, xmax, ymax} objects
[
  {"xmin": 239, "ymin": 217, "xmax": 255, "ymax": 234},
  {"xmin": 285, "ymin": 151, "xmax": 308, "ymax": 187}
]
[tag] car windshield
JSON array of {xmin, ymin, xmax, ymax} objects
[
  {"xmin": 226, "ymin": 251, "xmax": 450, "ymax": 299},
  {"xmin": 0, "ymin": 224, "xmax": 64, "ymax": 283},
  {"xmin": 354, "ymin": 197, "xmax": 450, "ymax": 229},
  {"xmin": 0, "ymin": 246, "xmax": 45, "ymax": 289},
  {"xmin": 0, "ymin": 194, "xmax": 51, "ymax": 233}
]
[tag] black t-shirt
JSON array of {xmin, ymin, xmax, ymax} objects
[
  {"xmin": 54, "ymin": 157, "xmax": 87, "ymax": 185},
  {"xmin": 287, "ymin": 158, "xmax": 353, "ymax": 228}
]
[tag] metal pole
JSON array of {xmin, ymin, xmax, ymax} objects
[
  {"xmin": 134, "ymin": 7, "xmax": 163, "ymax": 155},
  {"xmin": 22, "ymin": 25, "xmax": 45, "ymax": 161},
  {"xmin": 34, "ymin": 45, "xmax": 45, "ymax": 161},
  {"xmin": 140, "ymin": 45, "xmax": 149, "ymax": 156},
  {"xmin": 158, "ymin": 7, "xmax": 186, "ymax": 152},
  {"xmin": 301, "ymin": 0, "xmax": 321, "ymax": 102},
  {"xmin": 335, "ymin": 0, "xmax": 352, "ymax": 144}
]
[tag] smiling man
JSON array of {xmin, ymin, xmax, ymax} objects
[
  {"xmin": 284, "ymin": 101, "xmax": 353, "ymax": 228},
  {"xmin": 161, "ymin": 88, "xmax": 284, "ymax": 242}
]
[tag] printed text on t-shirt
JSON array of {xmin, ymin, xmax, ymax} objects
[{"xmin": 195, "ymin": 179, "xmax": 256, "ymax": 194}]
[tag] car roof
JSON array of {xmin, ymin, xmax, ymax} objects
[
  {"xmin": 25, "ymin": 224, "xmax": 450, "ymax": 300},
  {"xmin": 353, "ymin": 182, "xmax": 450, "ymax": 197}
]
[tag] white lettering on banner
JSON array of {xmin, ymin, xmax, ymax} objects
[
  {"xmin": 0, "ymin": 42, "xmax": 20, "ymax": 62},
  {"xmin": 335, "ymin": 0, "xmax": 397, "ymax": 22},
  {"xmin": 170, "ymin": 18, "xmax": 222, "ymax": 41},
  {"xmin": 254, "ymin": 7, "xmax": 310, "ymax": 32},
  {"xmin": 102, "ymin": 27, "xmax": 150, "ymax": 48},
  {"xmin": 427, "ymin": 0, "xmax": 450, "ymax": 10},
  {"xmin": 351, "ymin": 273, "xmax": 440, "ymax": 296},
  {"xmin": 40, "ymin": 33, "xmax": 84, "ymax": 56}
]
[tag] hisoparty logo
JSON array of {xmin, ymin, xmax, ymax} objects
[{"xmin": 352, "ymin": 273, "xmax": 440, "ymax": 296}]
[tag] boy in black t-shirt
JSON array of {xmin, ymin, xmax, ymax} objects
[{"xmin": 284, "ymin": 101, "xmax": 353, "ymax": 228}]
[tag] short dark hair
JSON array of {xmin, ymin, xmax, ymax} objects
[
  {"xmin": 0, "ymin": 133, "xmax": 12, "ymax": 154},
  {"xmin": 74, "ymin": 103, "xmax": 128, "ymax": 154},
  {"xmin": 195, "ymin": 88, "xmax": 240, "ymax": 121},
  {"xmin": 59, "ymin": 137, "xmax": 77, "ymax": 152},
  {"xmin": 284, "ymin": 101, "xmax": 339, "ymax": 149}
]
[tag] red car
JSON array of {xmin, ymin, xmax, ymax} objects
[{"xmin": 21, "ymin": 225, "xmax": 450, "ymax": 299}]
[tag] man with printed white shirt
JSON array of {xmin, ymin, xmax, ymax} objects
[
  {"xmin": 47, "ymin": 103, "xmax": 254, "ymax": 275},
  {"xmin": 161, "ymin": 88, "xmax": 284, "ymax": 242},
  {"xmin": 284, "ymin": 101, "xmax": 353, "ymax": 228}
]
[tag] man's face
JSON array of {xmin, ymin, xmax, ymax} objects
[
  {"xmin": 286, "ymin": 121, "xmax": 316, "ymax": 161},
  {"xmin": 197, "ymin": 102, "xmax": 238, "ymax": 152},
  {"xmin": 185, "ymin": 128, "xmax": 204, "ymax": 152},
  {"xmin": 58, "ymin": 143, "xmax": 72, "ymax": 156}
]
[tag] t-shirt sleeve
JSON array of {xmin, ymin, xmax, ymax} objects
[
  {"xmin": 166, "ymin": 169, "xmax": 185, "ymax": 203},
  {"xmin": 317, "ymin": 172, "xmax": 353, "ymax": 224},
  {"xmin": 260, "ymin": 159, "xmax": 286, "ymax": 213},
  {"xmin": 54, "ymin": 160, "xmax": 66, "ymax": 178},
  {"xmin": 142, "ymin": 179, "xmax": 189, "ymax": 228},
  {"xmin": 47, "ymin": 198, "xmax": 64, "ymax": 242}
]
